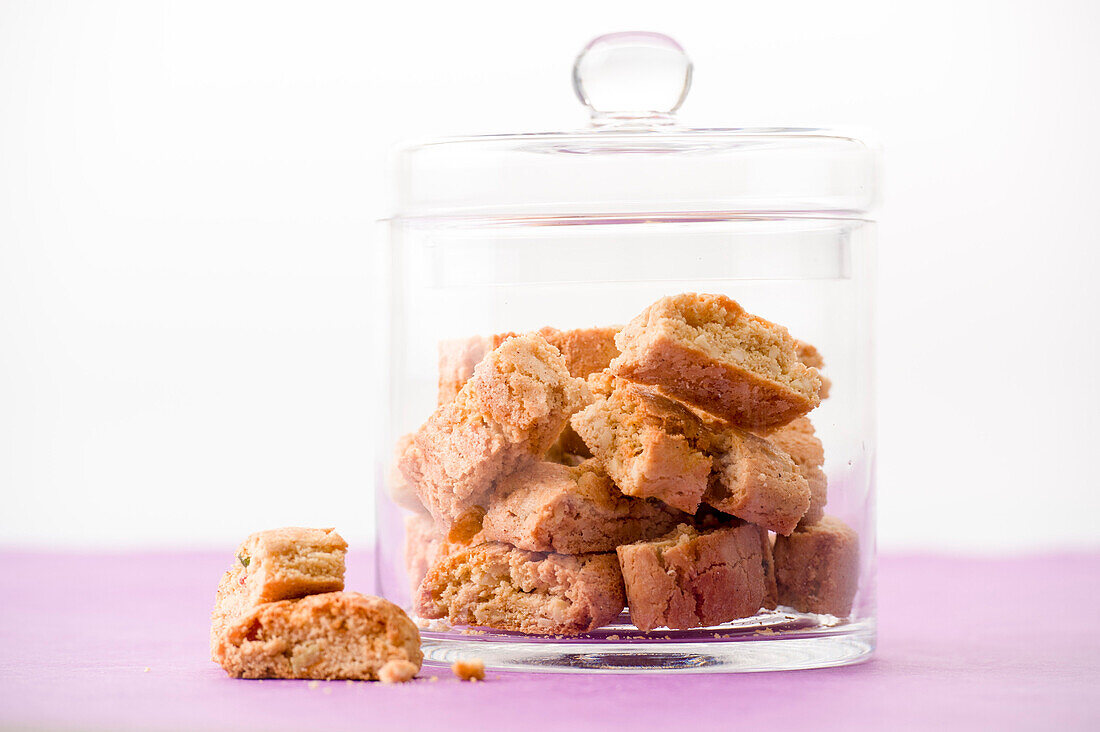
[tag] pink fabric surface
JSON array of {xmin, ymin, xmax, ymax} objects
[{"xmin": 1, "ymin": 551, "xmax": 1097, "ymax": 732}]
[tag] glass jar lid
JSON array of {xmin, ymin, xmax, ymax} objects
[{"xmin": 393, "ymin": 32, "xmax": 879, "ymax": 220}]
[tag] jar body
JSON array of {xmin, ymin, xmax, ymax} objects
[{"xmin": 377, "ymin": 213, "xmax": 876, "ymax": 672}]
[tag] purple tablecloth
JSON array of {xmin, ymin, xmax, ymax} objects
[{"xmin": 1, "ymin": 550, "xmax": 1097, "ymax": 731}]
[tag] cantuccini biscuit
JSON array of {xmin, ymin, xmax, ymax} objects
[
  {"xmin": 773, "ymin": 516, "xmax": 860, "ymax": 617},
  {"xmin": 765, "ymin": 416, "xmax": 827, "ymax": 526},
  {"xmin": 617, "ymin": 522, "xmax": 771, "ymax": 631},
  {"xmin": 214, "ymin": 592, "xmax": 422, "ymax": 680},
  {"xmin": 540, "ymin": 327, "xmax": 621, "ymax": 457},
  {"xmin": 610, "ymin": 293, "xmax": 822, "ymax": 429},
  {"xmin": 211, "ymin": 527, "xmax": 347, "ymax": 657},
  {"xmin": 574, "ymin": 375, "xmax": 811, "ymax": 527},
  {"xmin": 437, "ymin": 326, "xmax": 620, "ymax": 405},
  {"xmin": 415, "ymin": 542, "xmax": 625, "ymax": 635},
  {"xmin": 705, "ymin": 429, "xmax": 810, "ymax": 535},
  {"xmin": 697, "ymin": 510, "xmax": 777, "ymax": 610},
  {"xmin": 570, "ymin": 379, "xmax": 716, "ymax": 513},
  {"xmin": 400, "ymin": 334, "xmax": 591, "ymax": 526},
  {"xmin": 480, "ymin": 460, "xmax": 686, "ymax": 554}
]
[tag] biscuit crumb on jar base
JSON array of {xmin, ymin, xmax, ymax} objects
[{"xmin": 452, "ymin": 658, "xmax": 486, "ymax": 681}]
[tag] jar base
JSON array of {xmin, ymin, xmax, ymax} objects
[{"xmin": 418, "ymin": 612, "xmax": 875, "ymax": 674}]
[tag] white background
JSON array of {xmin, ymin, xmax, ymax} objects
[{"xmin": 1, "ymin": 0, "xmax": 1098, "ymax": 552}]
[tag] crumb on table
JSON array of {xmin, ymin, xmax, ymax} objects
[
  {"xmin": 451, "ymin": 658, "xmax": 486, "ymax": 681},
  {"xmin": 378, "ymin": 659, "xmax": 419, "ymax": 684}
]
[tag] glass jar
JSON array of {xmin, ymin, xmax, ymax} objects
[{"xmin": 377, "ymin": 32, "xmax": 878, "ymax": 673}]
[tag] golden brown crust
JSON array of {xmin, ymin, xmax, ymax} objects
[
  {"xmin": 773, "ymin": 516, "xmax": 860, "ymax": 617},
  {"xmin": 616, "ymin": 523, "xmax": 770, "ymax": 631},
  {"xmin": 480, "ymin": 460, "xmax": 686, "ymax": 553},
  {"xmin": 610, "ymin": 294, "xmax": 821, "ymax": 429},
  {"xmin": 214, "ymin": 592, "xmax": 423, "ymax": 680},
  {"xmin": 415, "ymin": 542, "xmax": 625, "ymax": 635}
]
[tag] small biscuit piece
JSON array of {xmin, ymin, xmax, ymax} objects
[
  {"xmin": 794, "ymin": 340, "xmax": 831, "ymax": 400},
  {"xmin": 480, "ymin": 460, "xmax": 686, "ymax": 554},
  {"xmin": 571, "ymin": 380, "xmax": 716, "ymax": 513},
  {"xmin": 610, "ymin": 293, "xmax": 822, "ymax": 429},
  {"xmin": 705, "ymin": 429, "xmax": 810, "ymax": 535},
  {"xmin": 773, "ymin": 516, "xmax": 860, "ymax": 617},
  {"xmin": 400, "ymin": 334, "xmax": 591, "ymax": 526},
  {"xmin": 214, "ymin": 592, "xmax": 423, "ymax": 680},
  {"xmin": 451, "ymin": 658, "xmax": 486, "ymax": 681},
  {"xmin": 437, "ymin": 327, "xmax": 620, "ymax": 405},
  {"xmin": 793, "ymin": 340, "xmax": 824, "ymax": 370},
  {"xmin": 617, "ymin": 523, "xmax": 770, "ymax": 631},
  {"xmin": 766, "ymin": 416, "xmax": 827, "ymax": 526},
  {"xmin": 415, "ymin": 542, "xmax": 625, "ymax": 636},
  {"xmin": 379, "ymin": 659, "xmax": 419, "ymax": 684},
  {"xmin": 211, "ymin": 528, "xmax": 347, "ymax": 656}
]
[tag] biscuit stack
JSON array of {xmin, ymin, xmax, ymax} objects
[
  {"xmin": 394, "ymin": 293, "xmax": 860, "ymax": 635},
  {"xmin": 210, "ymin": 527, "xmax": 423, "ymax": 680}
]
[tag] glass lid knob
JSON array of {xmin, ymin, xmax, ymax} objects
[{"xmin": 573, "ymin": 32, "xmax": 693, "ymax": 123}]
